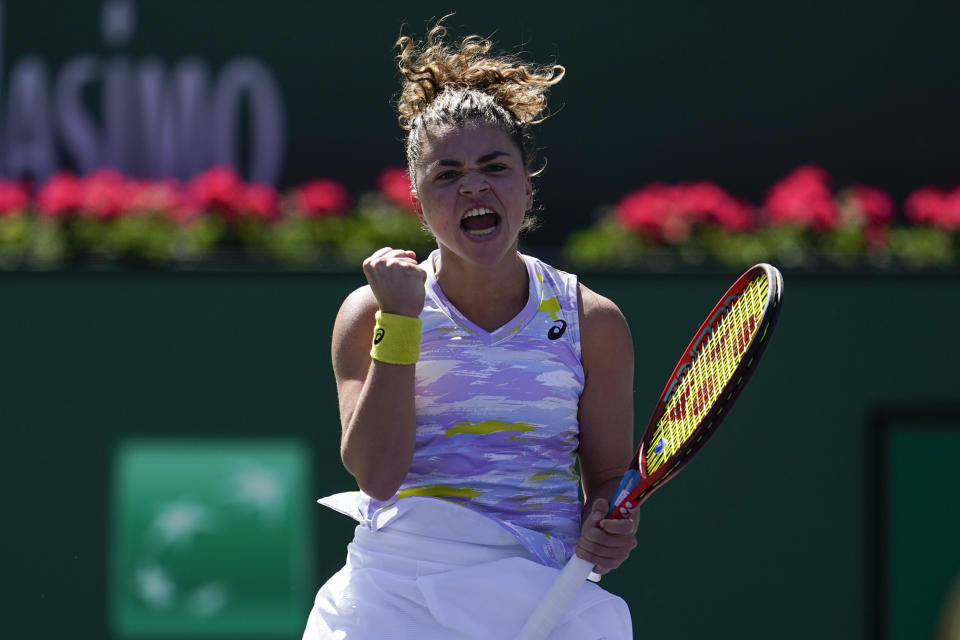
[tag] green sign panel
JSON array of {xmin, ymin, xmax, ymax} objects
[
  {"xmin": 110, "ymin": 439, "xmax": 313, "ymax": 637},
  {"xmin": 887, "ymin": 425, "xmax": 960, "ymax": 640}
]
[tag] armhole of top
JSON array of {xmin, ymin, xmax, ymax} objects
[{"xmin": 569, "ymin": 273, "xmax": 583, "ymax": 363}]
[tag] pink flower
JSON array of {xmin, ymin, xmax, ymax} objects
[
  {"xmin": 904, "ymin": 186, "xmax": 960, "ymax": 229},
  {"xmin": 0, "ymin": 180, "xmax": 30, "ymax": 215},
  {"xmin": 678, "ymin": 181, "xmax": 755, "ymax": 231},
  {"xmin": 36, "ymin": 172, "xmax": 83, "ymax": 218},
  {"xmin": 377, "ymin": 167, "xmax": 416, "ymax": 212},
  {"xmin": 615, "ymin": 181, "xmax": 754, "ymax": 241},
  {"xmin": 291, "ymin": 179, "xmax": 351, "ymax": 218},
  {"xmin": 710, "ymin": 196, "xmax": 756, "ymax": 232},
  {"xmin": 764, "ymin": 165, "xmax": 838, "ymax": 230},
  {"xmin": 847, "ymin": 185, "xmax": 894, "ymax": 226},
  {"xmin": 616, "ymin": 183, "xmax": 689, "ymax": 242},
  {"xmin": 185, "ymin": 166, "xmax": 245, "ymax": 221},
  {"xmin": 238, "ymin": 183, "xmax": 280, "ymax": 221},
  {"xmin": 78, "ymin": 169, "xmax": 129, "ymax": 220}
]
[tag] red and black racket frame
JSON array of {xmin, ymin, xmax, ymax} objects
[{"xmin": 609, "ymin": 263, "xmax": 784, "ymax": 520}]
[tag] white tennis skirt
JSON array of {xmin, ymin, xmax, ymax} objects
[{"xmin": 303, "ymin": 496, "xmax": 632, "ymax": 639}]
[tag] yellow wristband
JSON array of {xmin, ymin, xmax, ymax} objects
[{"xmin": 370, "ymin": 311, "xmax": 422, "ymax": 365}]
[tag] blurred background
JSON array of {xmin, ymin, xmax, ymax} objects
[{"xmin": 1, "ymin": 1, "xmax": 958, "ymax": 638}]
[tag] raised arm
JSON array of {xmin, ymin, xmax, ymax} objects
[
  {"xmin": 333, "ymin": 248, "xmax": 426, "ymax": 501},
  {"xmin": 575, "ymin": 283, "xmax": 638, "ymax": 573}
]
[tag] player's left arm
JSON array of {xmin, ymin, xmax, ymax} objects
[{"xmin": 575, "ymin": 283, "xmax": 638, "ymax": 573}]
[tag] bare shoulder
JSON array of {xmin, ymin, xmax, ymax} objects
[
  {"xmin": 336, "ymin": 285, "xmax": 379, "ymax": 331},
  {"xmin": 578, "ymin": 283, "xmax": 633, "ymax": 359}
]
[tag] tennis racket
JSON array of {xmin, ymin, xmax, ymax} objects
[{"xmin": 515, "ymin": 263, "xmax": 783, "ymax": 640}]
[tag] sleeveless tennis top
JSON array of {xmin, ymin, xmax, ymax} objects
[{"xmin": 349, "ymin": 250, "xmax": 585, "ymax": 565}]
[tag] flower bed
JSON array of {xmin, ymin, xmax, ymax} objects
[
  {"xmin": 2, "ymin": 164, "xmax": 956, "ymax": 271},
  {"xmin": 0, "ymin": 166, "xmax": 433, "ymax": 270},
  {"xmin": 564, "ymin": 165, "xmax": 959, "ymax": 270}
]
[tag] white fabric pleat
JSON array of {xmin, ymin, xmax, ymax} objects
[{"xmin": 303, "ymin": 497, "xmax": 632, "ymax": 639}]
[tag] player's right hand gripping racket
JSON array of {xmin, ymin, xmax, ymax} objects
[{"xmin": 515, "ymin": 263, "xmax": 783, "ymax": 640}]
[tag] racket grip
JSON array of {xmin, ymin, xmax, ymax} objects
[{"xmin": 514, "ymin": 554, "xmax": 594, "ymax": 640}]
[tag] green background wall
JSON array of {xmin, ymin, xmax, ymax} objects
[{"xmin": 3, "ymin": 268, "xmax": 957, "ymax": 638}]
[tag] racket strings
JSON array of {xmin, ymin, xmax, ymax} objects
[{"xmin": 645, "ymin": 274, "xmax": 769, "ymax": 474}]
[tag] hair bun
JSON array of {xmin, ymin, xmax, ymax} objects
[{"xmin": 395, "ymin": 17, "xmax": 564, "ymax": 131}]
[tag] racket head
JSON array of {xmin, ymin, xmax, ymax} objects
[{"xmin": 611, "ymin": 263, "xmax": 783, "ymax": 516}]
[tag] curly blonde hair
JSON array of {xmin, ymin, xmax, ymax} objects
[{"xmin": 395, "ymin": 16, "xmax": 564, "ymax": 184}]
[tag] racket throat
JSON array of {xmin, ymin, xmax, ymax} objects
[{"xmin": 609, "ymin": 470, "xmax": 660, "ymax": 519}]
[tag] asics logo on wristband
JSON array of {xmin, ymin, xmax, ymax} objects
[{"xmin": 374, "ymin": 328, "xmax": 385, "ymax": 344}]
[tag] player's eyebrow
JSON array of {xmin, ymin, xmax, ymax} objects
[
  {"xmin": 476, "ymin": 151, "xmax": 510, "ymax": 164},
  {"xmin": 431, "ymin": 151, "xmax": 511, "ymax": 169}
]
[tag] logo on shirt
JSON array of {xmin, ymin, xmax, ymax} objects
[
  {"xmin": 374, "ymin": 328, "xmax": 385, "ymax": 344},
  {"xmin": 547, "ymin": 320, "xmax": 567, "ymax": 340}
]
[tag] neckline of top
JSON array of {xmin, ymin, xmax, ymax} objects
[{"xmin": 422, "ymin": 249, "xmax": 540, "ymax": 344}]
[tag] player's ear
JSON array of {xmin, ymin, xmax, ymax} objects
[
  {"xmin": 524, "ymin": 176, "xmax": 533, "ymax": 211},
  {"xmin": 410, "ymin": 189, "xmax": 425, "ymax": 222}
]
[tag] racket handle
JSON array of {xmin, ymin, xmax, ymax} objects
[{"xmin": 514, "ymin": 554, "xmax": 594, "ymax": 640}]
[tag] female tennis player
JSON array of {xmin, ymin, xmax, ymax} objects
[{"xmin": 303, "ymin": 18, "xmax": 637, "ymax": 639}]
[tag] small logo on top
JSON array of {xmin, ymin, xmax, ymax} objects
[{"xmin": 548, "ymin": 320, "xmax": 567, "ymax": 340}]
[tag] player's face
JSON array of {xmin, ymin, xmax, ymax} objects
[{"xmin": 412, "ymin": 122, "xmax": 532, "ymax": 267}]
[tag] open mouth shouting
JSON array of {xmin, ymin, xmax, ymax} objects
[{"xmin": 460, "ymin": 207, "xmax": 501, "ymax": 238}]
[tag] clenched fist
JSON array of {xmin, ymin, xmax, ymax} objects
[{"xmin": 362, "ymin": 248, "xmax": 427, "ymax": 318}]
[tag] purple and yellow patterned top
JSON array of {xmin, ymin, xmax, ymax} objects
[{"xmin": 356, "ymin": 250, "xmax": 585, "ymax": 565}]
